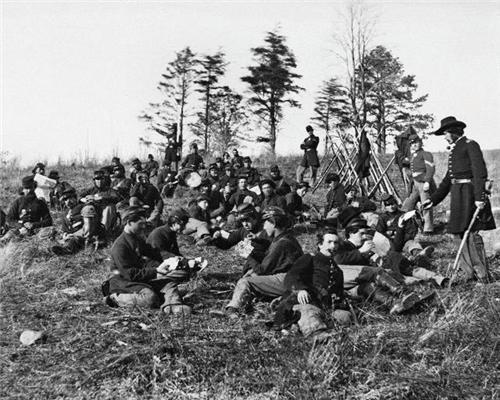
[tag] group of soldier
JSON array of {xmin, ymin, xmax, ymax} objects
[{"xmin": 0, "ymin": 116, "xmax": 495, "ymax": 338}]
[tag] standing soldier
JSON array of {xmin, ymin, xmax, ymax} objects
[
  {"xmin": 296, "ymin": 125, "xmax": 320, "ymax": 185},
  {"xmin": 424, "ymin": 116, "xmax": 496, "ymax": 283},
  {"xmin": 402, "ymin": 134, "xmax": 436, "ymax": 234},
  {"xmin": 164, "ymin": 137, "xmax": 179, "ymax": 171}
]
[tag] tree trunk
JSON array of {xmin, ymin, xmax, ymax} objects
[{"xmin": 204, "ymin": 85, "xmax": 210, "ymax": 152}]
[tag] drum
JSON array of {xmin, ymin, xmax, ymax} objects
[{"xmin": 185, "ymin": 171, "xmax": 202, "ymax": 188}]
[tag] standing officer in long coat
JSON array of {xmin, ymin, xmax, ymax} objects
[
  {"xmin": 424, "ymin": 116, "xmax": 496, "ymax": 283},
  {"xmin": 296, "ymin": 125, "xmax": 320, "ymax": 185}
]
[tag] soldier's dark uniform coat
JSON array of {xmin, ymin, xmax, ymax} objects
[
  {"xmin": 430, "ymin": 136, "xmax": 495, "ymax": 234},
  {"xmin": 300, "ymin": 134, "xmax": 320, "ymax": 168},
  {"xmin": 285, "ymin": 252, "xmax": 344, "ymax": 309},
  {"xmin": 7, "ymin": 192, "xmax": 53, "ymax": 230}
]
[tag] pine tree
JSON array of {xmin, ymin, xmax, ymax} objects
[
  {"xmin": 194, "ymin": 51, "xmax": 227, "ymax": 151},
  {"xmin": 363, "ymin": 45, "xmax": 433, "ymax": 153},
  {"xmin": 312, "ymin": 78, "xmax": 350, "ymax": 153},
  {"xmin": 139, "ymin": 47, "xmax": 197, "ymax": 158},
  {"xmin": 241, "ymin": 30, "xmax": 303, "ymax": 155}
]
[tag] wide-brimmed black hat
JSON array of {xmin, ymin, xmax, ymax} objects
[{"xmin": 432, "ymin": 116, "xmax": 466, "ymax": 136}]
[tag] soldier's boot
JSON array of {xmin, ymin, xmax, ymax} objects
[
  {"xmin": 225, "ymin": 277, "xmax": 252, "ymax": 314},
  {"xmin": 359, "ymin": 283, "xmax": 392, "ymax": 307},
  {"xmin": 468, "ymin": 233, "xmax": 490, "ymax": 283},
  {"xmin": 375, "ymin": 271, "xmax": 404, "ymax": 295},
  {"xmin": 389, "ymin": 292, "xmax": 421, "ymax": 315}
]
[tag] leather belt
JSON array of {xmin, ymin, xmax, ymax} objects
[{"xmin": 451, "ymin": 178, "xmax": 472, "ymax": 184}]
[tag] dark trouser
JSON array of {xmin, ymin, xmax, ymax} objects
[
  {"xmin": 296, "ymin": 165, "xmax": 318, "ymax": 184},
  {"xmin": 454, "ymin": 233, "xmax": 489, "ymax": 280}
]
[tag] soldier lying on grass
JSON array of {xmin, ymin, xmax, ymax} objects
[
  {"xmin": 335, "ymin": 208, "xmax": 435, "ymax": 315},
  {"xmin": 375, "ymin": 194, "xmax": 448, "ymax": 287}
]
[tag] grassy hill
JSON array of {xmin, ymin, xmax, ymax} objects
[{"xmin": 0, "ymin": 152, "xmax": 499, "ymax": 399}]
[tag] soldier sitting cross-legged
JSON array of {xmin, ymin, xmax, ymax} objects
[
  {"xmin": 103, "ymin": 206, "xmax": 206, "ymax": 315},
  {"xmin": 224, "ymin": 207, "xmax": 303, "ymax": 318}
]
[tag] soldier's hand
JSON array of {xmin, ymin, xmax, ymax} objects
[
  {"xmin": 19, "ymin": 227, "xmax": 28, "ymax": 236},
  {"xmin": 23, "ymin": 222, "xmax": 34, "ymax": 230},
  {"xmin": 475, "ymin": 201, "xmax": 485, "ymax": 209},
  {"xmin": 297, "ymin": 290, "xmax": 310, "ymax": 305},
  {"xmin": 423, "ymin": 182, "xmax": 430, "ymax": 192},
  {"xmin": 422, "ymin": 199, "xmax": 433, "ymax": 210},
  {"xmin": 212, "ymin": 231, "xmax": 222, "ymax": 239},
  {"xmin": 359, "ymin": 240, "xmax": 375, "ymax": 254}
]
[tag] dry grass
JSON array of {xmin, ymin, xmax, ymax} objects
[{"xmin": 0, "ymin": 154, "xmax": 499, "ymax": 399}]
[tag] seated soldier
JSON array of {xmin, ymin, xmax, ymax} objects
[
  {"xmin": 219, "ymin": 165, "xmax": 237, "ymax": 189},
  {"xmin": 110, "ymin": 156, "xmax": 126, "ymax": 176},
  {"xmin": 144, "ymin": 153, "xmax": 159, "ymax": 178},
  {"xmin": 48, "ymin": 171, "xmax": 73, "ymax": 210},
  {"xmin": 259, "ymin": 179, "xmax": 287, "ymax": 210},
  {"xmin": 130, "ymin": 158, "xmax": 143, "ymax": 182},
  {"xmin": 32, "ymin": 162, "xmax": 46, "ymax": 176},
  {"xmin": 269, "ymin": 165, "xmax": 291, "ymax": 196},
  {"xmin": 198, "ymin": 161, "xmax": 209, "ymax": 180},
  {"xmin": 273, "ymin": 229, "xmax": 352, "ymax": 336},
  {"xmin": 129, "ymin": 171, "xmax": 163, "ymax": 226},
  {"xmin": 285, "ymin": 181, "xmax": 311, "ymax": 220},
  {"xmin": 214, "ymin": 157, "xmax": 225, "ymax": 176},
  {"xmin": 212, "ymin": 203, "xmax": 269, "ymax": 252},
  {"xmin": 226, "ymin": 175, "xmax": 260, "ymax": 227},
  {"xmin": 147, "ymin": 208, "xmax": 188, "ymax": 258},
  {"xmin": 157, "ymin": 163, "xmax": 177, "ymax": 198},
  {"xmin": 198, "ymin": 179, "xmax": 226, "ymax": 221},
  {"xmin": 111, "ymin": 164, "xmax": 133, "ymax": 207},
  {"xmin": 80, "ymin": 170, "xmax": 120, "ymax": 233},
  {"xmin": 103, "ymin": 206, "xmax": 193, "ymax": 314},
  {"xmin": 185, "ymin": 195, "xmax": 212, "ymax": 244},
  {"xmin": 224, "ymin": 207, "xmax": 303, "ymax": 318},
  {"xmin": 335, "ymin": 209, "xmax": 433, "ymax": 314},
  {"xmin": 3, "ymin": 176, "xmax": 53, "ymax": 243},
  {"xmin": 218, "ymin": 182, "xmax": 236, "ymax": 224},
  {"xmin": 222, "ymin": 151, "xmax": 232, "ymax": 167},
  {"xmin": 51, "ymin": 202, "xmax": 106, "ymax": 255},
  {"xmin": 350, "ymin": 196, "xmax": 379, "ymax": 229},
  {"xmin": 239, "ymin": 157, "xmax": 260, "ymax": 186},
  {"xmin": 207, "ymin": 163, "xmax": 221, "ymax": 192},
  {"xmin": 323, "ymin": 173, "xmax": 346, "ymax": 220},
  {"xmin": 375, "ymin": 194, "xmax": 446, "ymax": 287},
  {"xmin": 229, "ymin": 175, "xmax": 259, "ymax": 209},
  {"xmin": 231, "ymin": 148, "xmax": 244, "ymax": 167}
]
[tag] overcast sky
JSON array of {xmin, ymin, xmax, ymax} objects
[{"xmin": 1, "ymin": 0, "xmax": 499, "ymax": 166}]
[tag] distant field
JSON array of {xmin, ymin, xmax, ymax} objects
[{"xmin": 0, "ymin": 150, "xmax": 499, "ymax": 399}]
